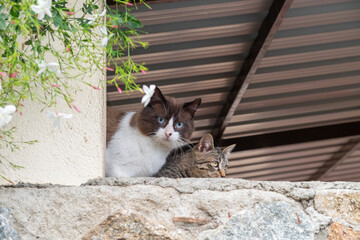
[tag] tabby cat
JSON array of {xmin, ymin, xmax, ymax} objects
[
  {"xmin": 106, "ymin": 86, "xmax": 201, "ymax": 177},
  {"xmin": 154, "ymin": 134, "xmax": 235, "ymax": 178}
]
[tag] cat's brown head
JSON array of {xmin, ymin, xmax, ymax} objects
[
  {"xmin": 137, "ymin": 87, "xmax": 201, "ymax": 149},
  {"xmin": 193, "ymin": 134, "xmax": 235, "ymax": 178}
]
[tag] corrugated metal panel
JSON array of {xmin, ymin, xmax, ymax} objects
[
  {"xmin": 224, "ymin": 0, "xmax": 360, "ymax": 139},
  {"xmin": 322, "ymin": 148, "xmax": 360, "ymax": 181},
  {"xmin": 107, "ymin": 0, "xmax": 360, "ymax": 182},
  {"xmin": 227, "ymin": 136, "xmax": 359, "ymax": 181}
]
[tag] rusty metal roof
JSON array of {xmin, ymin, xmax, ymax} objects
[{"xmin": 107, "ymin": 0, "xmax": 360, "ymax": 182}]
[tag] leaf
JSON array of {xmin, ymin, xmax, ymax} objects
[
  {"xmin": 0, "ymin": 13, "xmax": 7, "ymax": 30},
  {"xmin": 10, "ymin": 6, "xmax": 20, "ymax": 18},
  {"xmin": 52, "ymin": 11, "xmax": 71, "ymax": 31},
  {"xmin": 116, "ymin": 17, "xmax": 125, "ymax": 25},
  {"xmin": 0, "ymin": 20, "xmax": 5, "ymax": 30},
  {"xmin": 128, "ymin": 15, "xmax": 142, "ymax": 29},
  {"xmin": 0, "ymin": 13, "xmax": 7, "ymax": 20}
]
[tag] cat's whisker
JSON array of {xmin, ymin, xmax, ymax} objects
[
  {"xmin": 179, "ymin": 136, "xmax": 192, "ymax": 145},
  {"xmin": 177, "ymin": 140, "xmax": 191, "ymax": 160},
  {"xmin": 178, "ymin": 138, "xmax": 193, "ymax": 151}
]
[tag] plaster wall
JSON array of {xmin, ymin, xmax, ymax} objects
[{"xmin": 0, "ymin": 0, "xmax": 106, "ymax": 185}]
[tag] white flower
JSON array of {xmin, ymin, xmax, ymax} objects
[
  {"xmin": 86, "ymin": 16, "xmax": 96, "ymax": 24},
  {"xmin": 0, "ymin": 82, "xmax": 2, "ymax": 91},
  {"xmin": 99, "ymin": 9, "xmax": 106, "ymax": 17},
  {"xmin": 0, "ymin": 105, "xmax": 16, "ymax": 129},
  {"xmin": 100, "ymin": 26, "xmax": 107, "ymax": 47},
  {"xmin": 47, "ymin": 62, "xmax": 60, "ymax": 74},
  {"xmin": 141, "ymin": 85, "xmax": 156, "ymax": 107},
  {"xmin": 100, "ymin": 26, "xmax": 113, "ymax": 47},
  {"xmin": 100, "ymin": 25, "xmax": 108, "ymax": 36},
  {"xmin": 101, "ymin": 36, "xmax": 109, "ymax": 47},
  {"xmin": 101, "ymin": 37, "xmax": 108, "ymax": 47},
  {"xmin": 36, "ymin": 60, "xmax": 60, "ymax": 75},
  {"xmin": 87, "ymin": 9, "xmax": 106, "ymax": 24},
  {"xmin": 36, "ymin": 60, "xmax": 47, "ymax": 75},
  {"xmin": 31, "ymin": 0, "xmax": 52, "ymax": 20},
  {"xmin": 46, "ymin": 112, "xmax": 73, "ymax": 128},
  {"xmin": 0, "ymin": 36, "xmax": 2, "ymax": 42}
]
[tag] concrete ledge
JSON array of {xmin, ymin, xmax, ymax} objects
[{"xmin": 1, "ymin": 178, "xmax": 360, "ymax": 239}]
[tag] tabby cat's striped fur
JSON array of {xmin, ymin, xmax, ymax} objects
[{"xmin": 154, "ymin": 134, "xmax": 235, "ymax": 178}]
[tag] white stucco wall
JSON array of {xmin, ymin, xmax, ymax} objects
[{"xmin": 0, "ymin": 0, "xmax": 106, "ymax": 186}]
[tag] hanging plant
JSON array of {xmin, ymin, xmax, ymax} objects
[{"xmin": 0, "ymin": 0, "xmax": 149, "ymax": 183}]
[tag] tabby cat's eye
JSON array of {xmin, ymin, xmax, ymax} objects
[
  {"xmin": 213, "ymin": 162, "xmax": 219, "ymax": 167},
  {"xmin": 158, "ymin": 117, "xmax": 165, "ymax": 124},
  {"xmin": 176, "ymin": 122, "xmax": 183, "ymax": 128}
]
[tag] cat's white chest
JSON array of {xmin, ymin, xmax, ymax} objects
[{"xmin": 106, "ymin": 112, "xmax": 170, "ymax": 177}]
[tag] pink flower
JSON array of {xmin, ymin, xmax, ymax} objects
[
  {"xmin": 106, "ymin": 67, "xmax": 115, "ymax": 71},
  {"xmin": 91, "ymin": 85, "xmax": 101, "ymax": 90},
  {"xmin": 117, "ymin": 87, "xmax": 122, "ymax": 94},
  {"xmin": 65, "ymin": 11, "xmax": 75, "ymax": 15},
  {"xmin": 0, "ymin": 72, "xmax": 6, "ymax": 77},
  {"xmin": 10, "ymin": 72, "xmax": 17, "ymax": 78},
  {"xmin": 126, "ymin": 2, "xmax": 134, "ymax": 6},
  {"xmin": 66, "ymin": 48, "xmax": 70, "ymax": 52},
  {"xmin": 51, "ymin": 84, "xmax": 61, "ymax": 88},
  {"xmin": 111, "ymin": 25, "xmax": 118, "ymax": 28},
  {"xmin": 141, "ymin": 69, "xmax": 147, "ymax": 74},
  {"xmin": 73, "ymin": 105, "xmax": 81, "ymax": 113}
]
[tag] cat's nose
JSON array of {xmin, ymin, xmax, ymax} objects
[
  {"xmin": 219, "ymin": 170, "xmax": 226, "ymax": 178},
  {"xmin": 165, "ymin": 132, "xmax": 172, "ymax": 138}
]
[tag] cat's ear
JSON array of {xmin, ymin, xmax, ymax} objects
[
  {"xmin": 198, "ymin": 134, "xmax": 215, "ymax": 153},
  {"xmin": 148, "ymin": 87, "xmax": 167, "ymax": 107},
  {"xmin": 183, "ymin": 98, "xmax": 201, "ymax": 119},
  {"xmin": 222, "ymin": 144, "xmax": 236, "ymax": 157}
]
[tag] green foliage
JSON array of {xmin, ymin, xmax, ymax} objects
[{"xmin": 0, "ymin": 0, "xmax": 149, "ymax": 183}]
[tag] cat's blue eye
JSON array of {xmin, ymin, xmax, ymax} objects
[
  {"xmin": 158, "ymin": 117, "xmax": 165, "ymax": 124},
  {"xmin": 176, "ymin": 122, "xmax": 183, "ymax": 128}
]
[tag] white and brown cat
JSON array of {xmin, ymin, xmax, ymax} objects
[{"xmin": 106, "ymin": 87, "xmax": 201, "ymax": 177}]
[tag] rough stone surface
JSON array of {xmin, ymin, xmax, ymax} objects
[
  {"xmin": 328, "ymin": 222, "xmax": 360, "ymax": 240},
  {"xmin": 205, "ymin": 201, "xmax": 314, "ymax": 240},
  {"xmin": 82, "ymin": 210, "xmax": 172, "ymax": 240},
  {"xmin": 0, "ymin": 207, "xmax": 18, "ymax": 240},
  {"xmin": 305, "ymin": 205, "xmax": 332, "ymax": 234},
  {"xmin": 0, "ymin": 178, "xmax": 360, "ymax": 239},
  {"xmin": 315, "ymin": 191, "xmax": 360, "ymax": 226}
]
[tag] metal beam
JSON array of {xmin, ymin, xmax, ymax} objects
[
  {"xmin": 309, "ymin": 137, "xmax": 360, "ymax": 181},
  {"xmin": 212, "ymin": 0, "xmax": 294, "ymax": 143}
]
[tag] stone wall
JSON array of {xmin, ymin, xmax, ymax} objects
[{"xmin": 0, "ymin": 178, "xmax": 359, "ymax": 239}]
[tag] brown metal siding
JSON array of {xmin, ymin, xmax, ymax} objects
[
  {"xmin": 227, "ymin": 136, "xmax": 360, "ymax": 181},
  {"xmin": 226, "ymin": 0, "xmax": 360, "ymax": 139}
]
